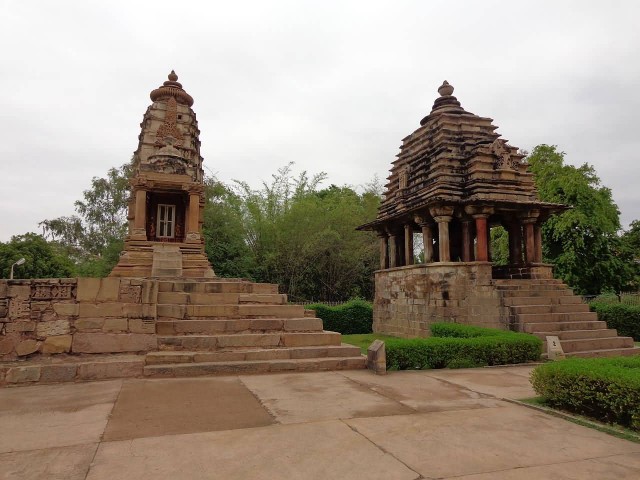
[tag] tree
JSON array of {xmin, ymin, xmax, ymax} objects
[
  {"xmin": 0, "ymin": 233, "xmax": 76, "ymax": 279},
  {"xmin": 527, "ymin": 145, "xmax": 634, "ymax": 294},
  {"xmin": 40, "ymin": 162, "xmax": 132, "ymax": 274},
  {"xmin": 202, "ymin": 164, "xmax": 381, "ymax": 301}
]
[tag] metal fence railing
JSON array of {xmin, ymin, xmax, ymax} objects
[
  {"xmin": 584, "ymin": 293, "xmax": 640, "ymax": 306},
  {"xmin": 290, "ymin": 301, "xmax": 349, "ymax": 307}
]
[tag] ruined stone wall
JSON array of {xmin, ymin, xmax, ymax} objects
[
  {"xmin": 0, "ymin": 278, "xmax": 158, "ymax": 361},
  {"xmin": 373, "ymin": 263, "xmax": 509, "ymax": 337}
]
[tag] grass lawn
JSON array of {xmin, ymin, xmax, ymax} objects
[{"xmin": 341, "ymin": 333, "xmax": 399, "ymax": 354}]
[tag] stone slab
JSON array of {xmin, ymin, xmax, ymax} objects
[
  {"xmin": 345, "ymin": 405, "xmax": 640, "ymax": 479},
  {"xmin": 102, "ymin": 377, "xmax": 275, "ymax": 441},
  {"xmin": 0, "ymin": 380, "xmax": 121, "ymax": 452},
  {"xmin": 423, "ymin": 365, "xmax": 537, "ymax": 399},
  {"xmin": 88, "ymin": 420, "xmax": 418, "ymax": 480},
  {"xmin": 240, "ymin": 371, "xmax": 413, "ymax": 424},
  {"xmin": 340, "ymin": 369, "xmax": 503, "ymax": 412},
  {"xmin": 72, "ymin": 333, "xmax": 157, "ymax": 353},
  {"xmin": 0, "ymin": 443, "xmax": 97, "ymax": 480}
]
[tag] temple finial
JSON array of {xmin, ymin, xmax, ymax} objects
[
  {"xmin": 438, "ymin": 80, "xmax": 454, "ymax": 96},
  {"xmin": 168, "ymin": 70, "xmax": 178, "ymax": 82}
]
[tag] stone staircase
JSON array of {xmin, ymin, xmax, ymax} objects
[
  {"xmin": 496, "ymin": 279, "xmax": 640, "ymax": 358},
  {"xmin": 143, "ymin": 279, "xmax": 365, "ymax": 376}
]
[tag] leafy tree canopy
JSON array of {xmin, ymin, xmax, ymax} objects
[
  {"xmin": 527, "ymin": 144, "xmax": 635, "ymax": 294},
  {"xmin": 0, "ymin": 233, "xmax": 76, "ymax": 279}
]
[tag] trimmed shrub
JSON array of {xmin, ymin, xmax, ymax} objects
[
  {"xmin": 590, "ymin": 303, "xmax": 640, "ymax": 341},
  {"xmin": 385, "ymin": 323, "xmax": 542, "ymax": 370},
  {"xmin": 306, "ymin": 299, "xmax": 372, "ymax": 334},
  {"xmin": 531, "ymin": 357, "xmax": 640, "ymax": 430}
]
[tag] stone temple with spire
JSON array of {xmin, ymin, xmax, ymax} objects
[
  {"xmin": 358, "ymin": 81, "xmax": 639, "ymax": 358},
  {"xmin": 110, "ymin": 71, "xmax": 214, "ymax": 278}
]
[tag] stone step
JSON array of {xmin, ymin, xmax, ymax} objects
[
  {"xmin": 494, "ymin": 279, "xmax": 564, "ymax": 285},
  {"xmin": 157, "ymin": 331, "xmax": 342, "ymax": 351},
  {"xmin": 156, "ymin": 304, "xmax": 306, "ymax": 320},
  {"xmin": 503, "ymin": 296, "xmax": 584, "ymax": 306},
  {"xmin": 145, "ymin": 344, "xmax": 362, "ymax": 364},
  {"xmin": 156, "ymin": 292, "xmax": 287, "ymax": 305},
  {"xmin": 143, "ymin": 356, "xmax": 366, "ymax": 377},
  {"xmin": 560, "ymin": 336, "xmax": 635, "ymax": 353},
  {"xmin": 522, "ymin": 320, "xmax": 607, "ymax": 333},
  {"xmin": 156, "ymin": 318, "xmax": 323, "ymax": 335},
  {"xmin": 499, "ymin": 289, "xmax": 573, "ymax": 298},
  {"xmin": 566, "ymin": 347, "xmax": 640, "ymax": 358},
  {"xmin": 533, "ymin": 329, "xmax": 619, "ymax": 341},
  {"xmin": 512, "ymin": 304, "xmax": 591, "ymax": 314},
  {"xmin": 158, "ymin": 281, "xmax": 278, "ymax": 294},
  {"xmin": 517, "ymin": 312, "xmax": 598, "ymax": 323}
]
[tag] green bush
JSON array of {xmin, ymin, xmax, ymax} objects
[
  {"xmin": 531, "ymin": 357, "xmax": 640, "ymax": 431},
  {"xmin": 306, "ymin": 299, "xmax": 372, "ymax": 334},
  {"xmin": 385, "ymin": 323, "xmax": 542, "ymax": 370},
  {"xmin": 590, "ymin": 303, "xmax": 640, "ymax": 341}
]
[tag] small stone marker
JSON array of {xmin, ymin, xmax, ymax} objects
[
  {"xmin": 367, "ymin": 340, "xmax": 386, "ymax": 375},
  {"xmin": 546, "ymin": 335, "xmax": 565, "ymax": 360}
]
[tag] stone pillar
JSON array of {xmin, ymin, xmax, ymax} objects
[
  {"xmin": 388, "ymin": 234, "xmax": 397, "ymax": 268},
  {"xmin": 429, "ymin": 206, "xmax": 454, "ymax": 263},
  {"xmin": 422, "ymin": 224, "xmax": 434, "ymax": 263},
  {"xmin": 524, "ymin": 221, "xmax": 536, "ymax": 264},
  {"xmin": 131, "ymin": 188, "xmax": 148, "ymax": 240},
  {"xmin": 474, "ymin": 215, "xmax": 489, "ymax": 262},
  {"xmin": 533, "ymin": 224, "xmax": 543, "ymax": 263},
  {"xmin": 186, "ymin": 192, "xmax": 201, "ymax": 243},
  {"xmin": 461, "ymin": 219, "xmax": 473, "ymax": 262},
  {"xmin": 378, "ymin": 234, "xmax": 389, "ymax": 270},
  {"xmin": 404, "ymin": 224, "xmax": 414, "ymax": 266},
  {"xmin": 433, "ymin": 216, "xmax": 451, "ymax": 262},
  {"xmin": 508, "ymin": 222, "xmax": 523, "ymax": 265}
]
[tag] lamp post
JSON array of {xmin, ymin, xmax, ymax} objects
[{"xmin": 10, "ymin": 258, "xmax": 25, "ymax": 280}]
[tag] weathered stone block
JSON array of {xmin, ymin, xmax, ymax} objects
[
  {"xmin": 96, "ymin": 278, "xmax": 121, "ymax": 302},
  {"xmin": 52, "ymin": 303, "xmax": 79, "ymax": 317},
  {"xmin": 74, "ymin": 317, "xmax": 105, "ymax": 331},
  {"xmin": 123, "ymin": 304, "xmax": 143, "ymax": 318},
  {"xmin": 42, "ymin": 334, "xmax": 72, "ymax": 353},
  {"xmin": 36, "ymin": 320, "xmax": 70, "ymax": 337},
  {"xmin": 77, "ymin": 359, "xmax": 143, "ymax": 380},
  {"xmin": 5, "ymin": 321, "xmax": 36, "ymax": 333},
  {"xmin": 78, "ymin": 303, "xmax": 124, "ymax": 318},
  {"xmin": 72, "ymin": 333, "xmax": 157, "ymax": 353},
  {"xmin": 6, "ymin": 366, "xmax": 41, "ymax": 383},
  {"xmin": 0, "ymin": 336, "xmax": 16, "ymax": 354},
  {"xmin": 367, "ymin": 340, "xmax": 386, "ymax": 374},
  {"xmin": 40, "ymin": 364, "xmax": 77, "ymax": 383},
  {"xmin": 76, "ymin": 278, "xmax": 101, "ymax": 302},
  {"xmin": 16, "ymin": 339, "xmax": 40, "ymax": 356},
  {"xmin": 129, "ymin": 318, "xmax": 156, "ymax": 334},
  {"xmin": 102, "ymin": 318, "xmax": 129, "ymax": 332}
]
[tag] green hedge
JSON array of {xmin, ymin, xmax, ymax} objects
[
  {"xmin": 590, "ymin": 303, "xmax": 640, "ymax": 341},
  {"xmin": 385, "ymin": 323, "xmax": 542, "ymax": 370},
  {"xmin": 306, "ymin": 299, "xmax": 372, "ymax": 335},
  {"xmin": 531, "ymin": 357, "xmax": 640, "ymax": 431}
]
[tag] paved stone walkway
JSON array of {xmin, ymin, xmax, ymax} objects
[{"xmin": 1, "ymin": 365, "xmax": 639, "ymax": 479}]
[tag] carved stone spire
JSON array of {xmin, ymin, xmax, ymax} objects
[
  {"xmin": 150, "ymin": 70, "xmax": 194, "ymax": 106},
  {"xmin": 421, "ymin": 80, "xmax": 465, "ymax": 124}
]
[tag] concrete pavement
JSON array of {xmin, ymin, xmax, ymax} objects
[{"xmin": 1, "ymin": 365, "xmax": 639, "ymax": 479}]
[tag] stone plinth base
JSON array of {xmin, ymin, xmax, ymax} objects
[
  {"xmin": 110, "ymin": 240, "xmax": 214, "ymax": 278},
  {"xmin": 374, "ymin": 262, "xmax": 508, "ymax": 338}
]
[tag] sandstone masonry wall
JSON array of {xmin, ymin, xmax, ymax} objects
[
  {"xmin": 373, "ymin": 263, "xmax": 509, "ymax": 337},
  {"xmin": 0, "ymin": 278, "xmax": 158, "ymax": 360}
]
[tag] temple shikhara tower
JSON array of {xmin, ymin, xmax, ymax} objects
[
  {"xmin": 110, "ymin": 71, "xmax": 214, "ymax": 278},
  {"xmin": 358, "ymin": 81, "xmax": 639, "ymax": 357}
]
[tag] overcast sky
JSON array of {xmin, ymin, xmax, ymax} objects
[{"xmin": 1, "ymin": 0, "xmax": 639, "ymax": 241}]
